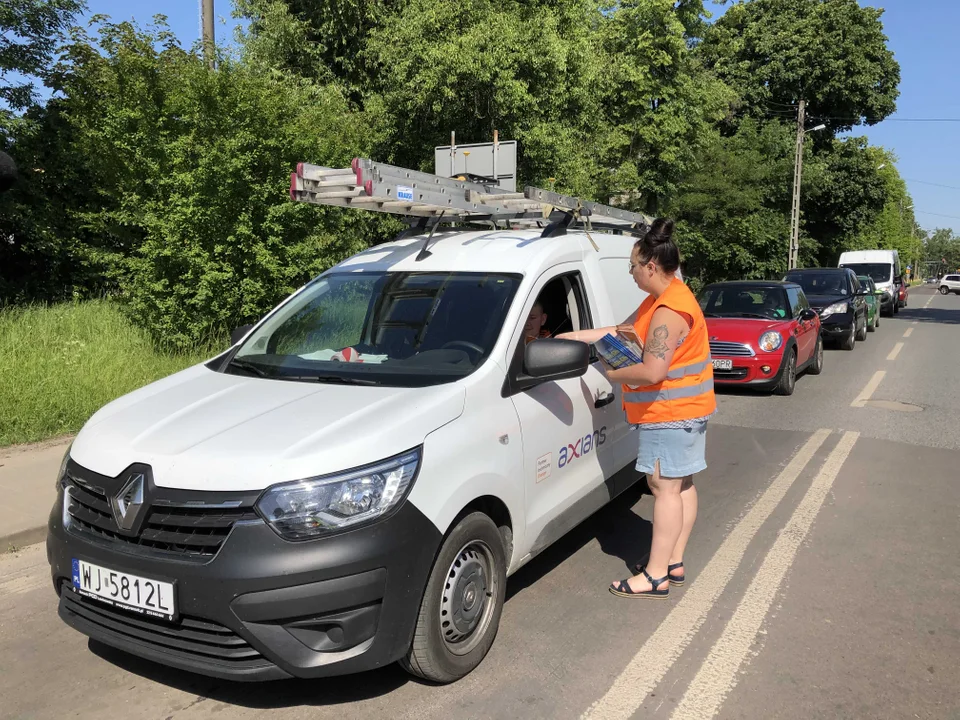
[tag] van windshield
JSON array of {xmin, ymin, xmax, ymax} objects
[
  {"xmin": 227, "ymin": 271, "xmax": 522, "ymax": 387},
  {"xmin": 840, "ymin": 263, "xmax": 892, "ymax": 284}
]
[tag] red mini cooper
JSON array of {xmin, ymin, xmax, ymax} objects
[{"xmin": 697, "ymin": 280, "xmax": 824, "ymax": 396}]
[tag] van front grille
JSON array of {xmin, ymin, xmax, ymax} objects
[{"xmin": 63, "ymin": 467, "xmax": 259, "ymax": 562}]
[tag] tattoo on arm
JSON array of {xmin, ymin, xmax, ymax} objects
[{"xmin": 646, "ymin": 324, "xmax": 670, "ymax": 360}]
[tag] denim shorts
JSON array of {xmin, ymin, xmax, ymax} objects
[{"xmin": 635, "ymin": 422, "xmax": 708, "ymax": 478}]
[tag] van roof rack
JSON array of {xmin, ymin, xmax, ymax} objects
[{"xmin": 290, "ymin": 158, "xmax": 651, "ymax": 240}]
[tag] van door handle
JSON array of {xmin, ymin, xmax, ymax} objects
[{"xmin": 595, "ymin": 392, "xmax": 616, "ymax": 408}]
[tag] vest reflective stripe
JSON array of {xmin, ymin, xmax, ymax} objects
[
  {"xmin": 624, "ymin": 378, "xmax": 715, "ymax": 403},
  {"xmin": 666, "ymin": 356, "xmax": 713, "ymax": 380}
]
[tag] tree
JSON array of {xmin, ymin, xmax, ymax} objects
[
  {"xmin": 841, "ymin": 151, "xmax": 922, "ymax": 272},
  {"xmin": 799, "ymin": 136, "xmax": 890, "ymax": 266},
  {"xmin": 668, "ymin": 119, "xmax": 794, "ymax": 285},
  {"xmin": 699, "ymin": 0, "xmax": 900, "ymax": 134},
  {"xmin": 924, "ymin": 229, "xmax": 960, "ymax": 276},
  {"xmin": 3, "ymin": 16, "xmax": 398, "ymax": 346},
  {"xmin": 238, "ymin": 0, "xmax": 732, "ymax": 206},
  {"xmin": 0, "ymin": 0, "xmax": 85, "ymax": 111}
]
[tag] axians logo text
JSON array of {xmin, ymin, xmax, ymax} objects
[{"xmin": 558, "ymin": 427, "xmax": 607, "ymax": 468}]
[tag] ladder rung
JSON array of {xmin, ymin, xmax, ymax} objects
[{"xmin": 297, "ymin": 164, "xmax": 357, "ymax": 181}]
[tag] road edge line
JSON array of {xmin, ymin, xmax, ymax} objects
[
  {"xmin": 669, "ymin": 431, "xmax": 860, "ymax": 720},
  {"xmin": 580, "ymin": 429, "xmax": 832, "ymax": 720}
]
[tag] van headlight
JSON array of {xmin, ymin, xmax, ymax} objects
[
  {"xmin": 820, "ymin": 301, "xmax": 849, "ymax": 318},
  {"xmin": 256, "ymin": 449, "xmax": 421, "ymax": 540},
  {"xmin": 758, "ymin": 331, "xmax": 783, "ymax": 352},
  {"xmin": 55, "ymin": 444, "xmax": 72, "ymax": 491}
]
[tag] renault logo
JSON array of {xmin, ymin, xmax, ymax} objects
[{"xmin": 111, "ymin": 473, "xmax": 146, "ymax": 532}]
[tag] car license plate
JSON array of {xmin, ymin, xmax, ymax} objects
[
  {"xmin": 72, "ymin": 559, "xmax": 175, "ymax": 620},
  {"xmin": 713, "ymin": 359, "xmax": 733, "ymax": 371}
]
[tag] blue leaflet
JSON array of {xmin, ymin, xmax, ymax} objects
[{"xmin": 594, "ymin": 333, "xmax": 643, "ymax": 369}]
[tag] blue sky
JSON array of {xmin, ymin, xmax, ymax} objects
[{"xmin": 60, "ymin": 1, "xmax": 960, "ymax": 236}]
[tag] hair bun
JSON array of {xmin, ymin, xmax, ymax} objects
[{"xmin": 647, "ymin": 218, "xmax": 675, "ymax": 243}]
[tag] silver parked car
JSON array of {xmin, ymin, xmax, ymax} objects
[{"xmin": 939, "ymin": 274, "xmax": 960, "ymax": 295}]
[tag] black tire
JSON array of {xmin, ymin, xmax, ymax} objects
[
  {"xmin": 867, "ymin": 311, "xmax": 876, "ymax": 332},
  {"xmin": 856, "ymin": 314, "xmax": 867, "ymax": 341},
  {"xmin": 401, "ymin": 512, "xmax": 507, "ymax": 684},
  {"xmin": 841, "ymin": 328, "xmax": 856, "ymax": 351},
  {"xmin": 894, "ymin": 302, "xmax": 899, "ymax": 314},
  {"xmin": 940, "ymin": 286, "xmax": 950, "ymax": 295},
  {"xmin": 875, "ymin": 312, "xmax": 880, "ymax": 328},
  {"xmin": 774, "ymin": 349, "xmax": 797, "ymax": 396},
  {"xmin": 806, "ymin": 336, "xmax": 824, "ymax": 376}
]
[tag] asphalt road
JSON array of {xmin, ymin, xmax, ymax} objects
[{"xmin": 1, "ymin": 285, "xmax": 958, "ymax": 720}]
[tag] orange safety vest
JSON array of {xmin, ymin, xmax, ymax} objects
[{"xmin": 622, "ymin": 278, "xmax": 716, "ymax": 425}]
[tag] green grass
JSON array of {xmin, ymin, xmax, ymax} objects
[{"xmin": 0, "ymin": 300, "xmax": 220, "ymax": 447}]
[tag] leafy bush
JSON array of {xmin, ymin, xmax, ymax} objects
[{"xmin": 38, "ymin": 18, "xmax": 401, "ymax": 348}]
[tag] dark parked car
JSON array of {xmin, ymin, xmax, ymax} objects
[{"xmin": 782, "ymin": 268, "xmax": 869, "ymax": 350}]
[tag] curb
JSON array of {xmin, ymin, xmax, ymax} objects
[{"xmin": 3, "ymin": 526, "xmax": 46, "ymax": 552}]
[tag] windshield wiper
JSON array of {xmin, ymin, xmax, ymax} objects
[
  {"xmin": 227, "ymin": 358, "xmax": 270, "ymax": 378},
  {"xmin": 287, "ymin": 374, "xmax": 381, "ymax": 386},
  {"xmin": 734, "ymin": 313, "xmax": 773, "ymax": 319}
]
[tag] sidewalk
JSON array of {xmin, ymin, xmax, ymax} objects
[{"xmin": 0, "ymin": 436, "xmax": 73, "ymax": 549}]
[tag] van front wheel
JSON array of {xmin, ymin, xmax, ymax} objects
[{"xmin": 401, "ymin": 512, "xmax": 506, "ymax": 684}]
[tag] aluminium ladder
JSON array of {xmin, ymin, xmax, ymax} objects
[{"xmin": 289, "ymin": 158, "xmax": 652, "ymax": 238}]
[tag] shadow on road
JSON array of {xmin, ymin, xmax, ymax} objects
[
  {"xmin": 896, "ymin": 306, "xmax": 960, "ymax": 325},
  {"xmin": 87, "ymin": 481, "xmax": 655, "ymax": 708},
  {"xmin": 506, "ymin": 481, "xmax": 652, "ymax": 602},
  {"xmin": 89, "ymin": 639, "xmax": 411, "ymax": 707}
]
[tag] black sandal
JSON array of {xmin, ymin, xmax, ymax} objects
[
  {"xmin": 609, "ymin": 567, "xmax": 670, "ymax": 599},
  {"xmin": 634, "ymin": 560, "xmax": 685, "ymax": 586}
]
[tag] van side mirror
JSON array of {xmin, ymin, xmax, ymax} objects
[
  {"xmin": 502, "ymin": 339, "xmax": 590, "ymax": 396},
  {"xmin": 525, "ymin": 339, "xmax": 590, "ymax": 380},
  {"xmin": 231, "ymin": 324, "xmax": 254, "ymax": 346}
]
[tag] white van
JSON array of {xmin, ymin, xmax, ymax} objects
[
  {"xmin": 838, "ymin": 249, "xmax": 902, "ymax": 316},
  {"xmin": 46, "ymin": 161, "xmax": 655, "ymax": 684}
]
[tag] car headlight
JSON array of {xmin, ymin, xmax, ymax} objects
[
  {"xmin": 256, "ymin": 449, "xmax": 421, "ymax": 540},
  {"xmin": 820, "ymin": 301, "xmax": 849, "ymax": 318},
  {"xmin": 758, "ymin": 331, "xmax": 783, "ymax": 352}
]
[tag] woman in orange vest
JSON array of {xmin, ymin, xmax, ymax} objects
[{"xmin": 559, "ymin": 218, "xmax": 716, "ymax": 599}]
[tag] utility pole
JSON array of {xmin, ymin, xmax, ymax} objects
[
  {"xmin": 788, "ymin": 100, "xmax": 806, "ymax": 271},
  {"xmin": 201, "ymin": 0, "xmax": 215, "ymax": 70}
]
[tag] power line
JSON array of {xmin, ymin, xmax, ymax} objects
[
  {"xmin": 914, "ymin": 209, "xmax": 960, "ymax": 221},
  {"xmin": 810, "ymin": 115, "xmax": 960, "ymax": 123},
  {"xmin": 903, "ymin": 177, "xmax": 960, "ymax": 192}
]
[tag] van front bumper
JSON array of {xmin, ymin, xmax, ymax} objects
[{"xmin": 46, "ymin": 475, "xmax": 442, "ymax": 682}]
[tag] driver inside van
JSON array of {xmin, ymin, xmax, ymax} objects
[{"xmin": 524, "ymin": 300, "xmax": 552, "ymax": 345}]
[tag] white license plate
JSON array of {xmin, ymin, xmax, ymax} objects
[
  {"xmin": 72, "ymin": 559, "xmax": 176, "ymax": 620},
  {"xmin": 713, "ymin": 359, "xmax": 733, "ymax": 371}
]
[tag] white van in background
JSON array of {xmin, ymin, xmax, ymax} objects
[{"xmin": 838, "ymin": 249, "xmax": 901, "ymax": 316}]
